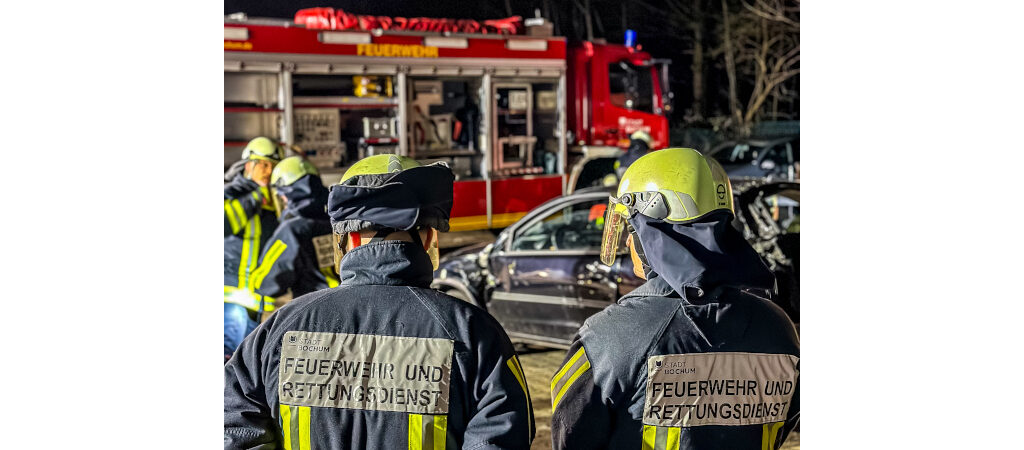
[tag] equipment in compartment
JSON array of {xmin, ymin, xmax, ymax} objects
[
  {"xmin": 294, "ymin": 108, "xmax": 345, "ymax": 168},
  {"xmin": 362, "ymin": 117, "xmax": 398, "ymax": 139},
  {"xmin": 353, "ymin": 76, "xmax": 393, "ymax": 98}
]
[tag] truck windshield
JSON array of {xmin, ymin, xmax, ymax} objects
[{"xmin": 608, "ymin": 61, "xmax": 654, "ymax": 113}]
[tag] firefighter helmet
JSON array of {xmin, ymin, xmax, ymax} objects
[
  {"xmin": 599, "ymin": 147, "xmax": 733, "ymax": 265},
  {"xmin": 241, "ymin": 137, "xmax": 284, "ymax": 162}
]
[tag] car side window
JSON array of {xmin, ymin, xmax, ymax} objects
[{"xmin": 511, "ymin": 198, "xmax": 608, "ymax": 251}]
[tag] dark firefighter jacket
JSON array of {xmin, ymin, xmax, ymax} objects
[
  {"xmin": 252, "ymin": 176, "xmax": 338, "ymax": 299},
  {"xmin": 225, "ymin": 175, "xmax": 279, "ymax": 309},
  {"xmin": 551, "ymin": 214, "xmax": 799, "ymax": 450},
  {"xmin": 224, "ymin": 241, "xmax": 536, "ymax": 450}
]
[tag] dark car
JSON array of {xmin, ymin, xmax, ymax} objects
[
  {"xmin": 433, "ymin": 182, "xmax": 800, "ymax": 349},
  {"xmin": 706, "ymin": 136, "xmax": 799, "ymax": 181}
]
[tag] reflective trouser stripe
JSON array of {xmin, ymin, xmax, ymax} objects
[
  {"xmin": 319, "ymin": 266, "xmax": 340, "ymax": 288},
  {"xmin": 506, "ymin": 356, "xmax": 533, "ymax": 437},
  {"xmin": 408, "ymin": 414, "xmax": 447, "ymax": 450},
  {"xmin": 761, "ymin": 421, "xmax": 785, "ymax": 450},
  {"xmin": 280, "ymin": 405, "xmax": 311, "ymax": 450},
  {"xmin": 642, "ymin": 425, "xmax": 680, "ymax": 450},
  {"xmin": 551, "ymin": 347, "xmax": 591, "ymax": 412},
  {"xmin": 251, "ymin": 240, "xmax": 288, "ymax": 290}
]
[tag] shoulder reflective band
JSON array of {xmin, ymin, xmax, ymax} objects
[
  {"xmin": 642, "ymin": 424, "xmax": 680, "ymax": 450},
  {"xmin": 761, "ymin": 421, "xmax": 785, "ymax": 450},
  {"xmin": 550, "ymin": 347, "xmax": 591, "ymax": 412},
  {"xmin": 408, "ymin": 414, "xmax": 447, "ymax": 450},
  {"xmin": 251, "ymin": 240, "xmax": 288, "ymax": 290},
  {"xmin": 506, "ymin": 356, "xmax": 533, "ymax": 439},
  {"xmin": 280, "ymin": 404, "xmax": 311, "ymax": 450}
]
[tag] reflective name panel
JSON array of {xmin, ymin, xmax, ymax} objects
[
  {"xmin": 643, "ymin": 352, "xmax": 798, "ymax": 427},
  {"xmin": 278, "ymin": 331, "xmax": 455, "ymax": 414}
]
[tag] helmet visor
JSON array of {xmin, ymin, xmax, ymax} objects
[
  {"xmin": 599, "ymin": 198, "xmax": 628, "ymax": 266},
  {"xmin": 270, "ymin": 188, "xmax": 285, "ymax": 218}
]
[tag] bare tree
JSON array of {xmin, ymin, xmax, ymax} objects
[{"xmin": 716, "ymin": 0, "xmax": 799, "ymax": 132}]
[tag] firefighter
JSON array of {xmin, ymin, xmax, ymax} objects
[
  {"xmin": 225, "ymin": 154, "xmax": 536, "ymax": 449},
  {"xmin": 551, "ymin": 148, "xmax": 800, "ymax": 450},
  {"xmin": 224, "ymin": 137, "xmax": 283, "ymax": 360},
  {"xmin": 614, "ymin": 130, "xmax": 653, "ymax": 179},
  {"xmin": 249, "ymin": 156, "xmax": 338, "ymax": 300}
]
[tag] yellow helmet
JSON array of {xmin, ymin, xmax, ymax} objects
[
  {"xmin": 241, "ymin": 137, "xmax": 284, "ymax": 162},
  {"xmin": 341, "ymin": 154, "xmax": 422, "ymax": 181},
  {"xmin": 630, "ymin": 130, "xmax": 653, "ymax": 147},
  {"xmin": 271, "ymin": 156, "xmax": 320, "ymax": 187},
  {"xmin": 600, "ymin": 148, "xmax": 732, "ymax": 265}
]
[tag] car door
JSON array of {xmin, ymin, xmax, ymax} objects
[{"xmin": 489, "ymin": 193, "xmax": 612, "ymax": 347}]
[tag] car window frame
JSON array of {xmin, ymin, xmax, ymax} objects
[{"xmin": 501, "ymin": 191, "xmax": 612, "ymax": 256}]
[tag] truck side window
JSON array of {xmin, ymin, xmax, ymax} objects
[{"xmin": 608, "ymin": 61, "xmax": 654, "ymax": 114}]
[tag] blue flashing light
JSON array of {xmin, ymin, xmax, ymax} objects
[{"xmin": 624, "ymin": 29, "xmax": 637, "ymax": 48}]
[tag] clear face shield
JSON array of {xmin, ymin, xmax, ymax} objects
[
  {"xmin": 599, "ymin": 191, "xmax": 671, "ymax": 266},
  {"xmin": 270, "ymin": 187, "xmax": 286, "ymax": 218}
]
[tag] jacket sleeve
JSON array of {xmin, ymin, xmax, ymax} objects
[
  {"xmin": 252, "ymin": 227, "xmax": 299, "ymax": 298},
  {"xmin": 774, "ymin": 363, "xmax": 800, "ymax": 448},
  {"xmin": 225, "ymin": 191, "xmax": 264, "ymax": 237},
  {"xmin": 224, "ymin": 321, "xmax": 280, "ymax": 449},
  {"xmin": 462, "ymin": 320, "xmax": 536, "ymax": 449},
  {"xmin": 551, "ymin": 339, "xmax": 611, "ymax": 450}
]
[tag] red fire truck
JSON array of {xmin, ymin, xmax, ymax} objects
[{"xmin": 224, "ymin": 10, "xmax": 672, "ymax": 232}]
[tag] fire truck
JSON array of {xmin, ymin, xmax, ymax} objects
[{"xmin": 224, "ymin": 9, "xmax": 672, "ymax": 232}]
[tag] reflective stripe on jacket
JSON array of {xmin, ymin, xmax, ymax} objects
[{"xmin": 224, "ymin": 175, "xmax": 279, "ymax": 307}]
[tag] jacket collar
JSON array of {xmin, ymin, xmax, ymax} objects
[{"xmin": 338, "ymin": 241, "xmax": 433, "ymax": 288}]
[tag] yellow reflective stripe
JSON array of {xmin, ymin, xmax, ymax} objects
[
  {"xmin": 431, "ymin": 415, "xmax": 447, "ymax": 450},
  {"xmin": 247, "ymin": 215, "xmax": 262, "ymax": 288},
  {"xmin": 251, "ymin": 240, "xmax": 288, "ymax": 290},
  {"xmin": 280, "ymin": 404, "xmax": 293, "ymax": 450},
  {"xmin": 762, "ymin": 421, "xmax": 785, "ymax": 450},
  {"xmin": 408, "ymin": 414, "xmax": 446, "ymax": 450},
  {"xmin": 319, "ymin": 266, "xmax": 340, "ymax": 288},
  {"xmin": 552, "ymin": 359, "xmax": 591, "ymax": 412},
  {"xmin": 666, "ymin": 427, "xmax": 680, "ymax": 450},
  {"xmin": 231, "ymin": 199, "xmax": 247, "ymax": 229},
  {"xmin": 225, "ymin": 201, "xmax": 241, "ymax": 234},
  {"xmin": 223, "ymin": 286, "xmax": 276, "ymax": 312},
  {"xmin": 551, "ymin": 347, "xmax": 591, "ymax": 412},
  {"xmin": 642, "ymin": 425, "xmax": 680, "ymax": 450},
  {"xmin": 238, "ymin": 218, "xmax": 254, "ymax": 288},
  {"xmin": 642, "ymin": 424, "xmax": 657, "ymax": 450},
  {"xmin": 408, "ymin": 414, "xmax": 423, "ymax": 450},
  {"xmin": 506, "ymin": 356, "xmax": 533, "ymax": 440},
  {"xmin": 298, "ymin": 406, "xmax": 311, "ymax": 450},
  {"xmin": 551, "ymin": 347, "xmax": 586, "ymax": 392}
]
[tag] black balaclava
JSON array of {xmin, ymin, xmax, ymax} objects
[{"xmin": 627, "ymin": 210, "xmax": 775, "ymax": 301}]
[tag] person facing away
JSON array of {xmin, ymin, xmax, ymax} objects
[
  {"xmin": 551, "ymin": 148, "xmax": 800, "ymax": 450},
  {"xmin": 224, "ymin": 154, "xmax": 536, "ymax": 450},
  {"xmin": 224, "ymin": 137, "xmax": 283, "ymax": 360},
  {"xmin": 250, "ymin": 156, "xmax": 339, "ymax": 301}
]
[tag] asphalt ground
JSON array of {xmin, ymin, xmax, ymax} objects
[{"xmin": 517, "ymin": 347, "xmax": 799, "ymax": 450}]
